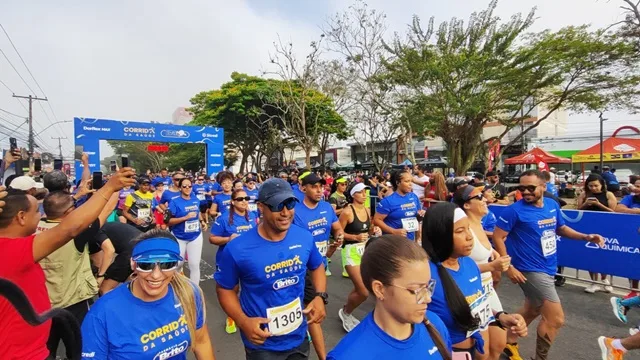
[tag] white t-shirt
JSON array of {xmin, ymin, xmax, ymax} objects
[{"xmin": 412, "ymin": 175, "xmax": 430, "ymax": 199}]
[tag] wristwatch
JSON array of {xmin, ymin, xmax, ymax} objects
[
  {"xmin": 96, "ymin": 274, "xmax": 105, "ymax": 278},
  {"xmin": 315, "ymin": 292, "xmax": 329, "ymax": 305}
]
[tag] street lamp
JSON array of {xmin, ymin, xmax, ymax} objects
[{"xmin": 36, "ymin": 120, "xmax": 72, "ymax": 136}]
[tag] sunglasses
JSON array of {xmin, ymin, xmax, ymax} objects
[
  {"xmin": 466, "ymin": 194, "xmax": 483, "ymax": 202},
  {"xmin": 135, "ymin": 261, "xmax": 179, "ymax": 272},
  {"xmin": 517, "ymin": 185, "xmax": 538, "ymax": 193},
  {"xmin": 197, "ymin": 179, "xmax": 204, "ymax": 181},
  {"xmin": 233, "ymin": 196, "xmax": 251, "ymax": 202},
  {"xmin": 265, "ymin": 198, "xmax": 297, "ymax": 212}
]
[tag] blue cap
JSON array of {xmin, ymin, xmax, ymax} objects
[
  {"xmin": 132, "ymin": 238, "xmax": 183, "ymax": 263},
  {"xmin": 258, "ymin": 178, "xmax": 298, "ymax": 208}
]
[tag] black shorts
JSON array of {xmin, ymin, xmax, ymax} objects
[
  {"xmin": 303, "ymin": 271, "xmax": 315, "ymax": 305},
  {"xmin": 104, "ymin": 254, "xmax": 133, "ymax": 282},
  {"xmin": 199, "ymin": 203, "xmax": 209, "ymax": 213}
]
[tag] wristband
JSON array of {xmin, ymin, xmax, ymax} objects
[
  {"xmin": 96, "ymin": 274, "xmax": 105, "ymax": 278},
  {"xmin": 495, "ymin": 311, "xmax": 508, "ymax": 330}
]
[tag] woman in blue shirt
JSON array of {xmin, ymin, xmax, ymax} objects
[
  {"xmin": 209, "ymin": 189, "xmax": 258, "ymax": 335},
  {"xmin": 373, "ymin": 171, "xmax": 424, "ymax": 241},
  {"xmin": 327, "ymin": 234, "xmax": 452, "ymax": 360},
  {"xmin": 168, "ymin": 178, "xmax": 207, "ymax": 284},
  {"xmin": 422, "ymin": 203, "xmax": 527, "ymax": 359},
  {"xmin": 210, "ymin": 173, "xmax": 233, "ymax": 218},
  {"xmin": 81, "ymin": 230, "xmax": 215, "ymax": 359}
]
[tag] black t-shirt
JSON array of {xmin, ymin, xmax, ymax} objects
[
  {"xmin": 91, "ymin": 222, "xmax": 141, "ymax": 255},
  {"xmin": 485, "ymin": 183, "xmax": 508, "ymax": 200},
  {"xmin": 73, "ymin": 218, "xmax": 101, "ymax": 253}
]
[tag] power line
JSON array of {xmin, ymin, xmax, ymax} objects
[
  {"xmin": 0, "ymin": 107, "xmax": 25, "ymax": 118},
  {"xmin": 0, "ymin": 47, "xmax": 37, "ymax": 95},
  {"xmin": 0, "ymin": 24, "xmax": 46, "ymax": 97},
  {"xmin": 0, "ymin": 78, "xmax": 30, "ymax": 113}
]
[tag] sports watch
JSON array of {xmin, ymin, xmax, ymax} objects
[{"xmin": 315, "ymin": 292, "xmax": 329, "ymax": 305}]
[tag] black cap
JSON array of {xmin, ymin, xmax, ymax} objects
[
  {"xmin": 43, "ymin": 170, "xmax": 69, "ymax": 192},
  {"xmin": 140, "ymin": 178, "xmax": 151, "ymax": 184},
  {"xmin": 454, "ymin": 177, "xmax": 468, "ymax": 186},
  {"xmin": 258, "ymin": 178, "xmax": 298, "ymax": 208},
  {"xmin": 301, "ymin": 173, "xmax": 326, "ymax": 186},
  {"xmin": 485, "ymin": 170, "xmax": 497, "ymax": 177}
]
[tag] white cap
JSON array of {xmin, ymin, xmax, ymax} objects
[
  {"xmin": 350, "ymin": 182, "xmax": 369, "ymax": 197},
  {"xmin": 9, "ymin": 176, "xmax": 37, "ymax": 191}
]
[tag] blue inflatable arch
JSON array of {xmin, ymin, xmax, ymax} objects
[{"xmin": 74, "ymin": 117, "xmax": 224, "ymax": 176}]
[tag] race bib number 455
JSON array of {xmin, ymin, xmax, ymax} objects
[
  {"xmin": 541, "ymin": 230, "xmax": 557, "ymax": 257},
  {"xmin": 266, "ymin": 298, "xmax": 304, "ymax": 336},
  {"xmin": 315, "ymin": 241, "xmax": 328, "ymax": 257}
]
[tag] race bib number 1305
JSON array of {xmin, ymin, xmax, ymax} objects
[{"xmin": 266, "ymin": 298, "xmax": 304, "ymax": 336}]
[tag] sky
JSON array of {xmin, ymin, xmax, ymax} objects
[{"xmin": 0, "ymin": 0, "xmax": 636, "ymax": 158}]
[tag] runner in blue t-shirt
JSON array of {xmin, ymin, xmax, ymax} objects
[
  {"xmin": 168, "ymin": 178, "xmax": 207, "ymax": 284},
  {"xmin": 422, "ymin": 202, "xmax": 527, "ymax": 358},
  {"xmin": 210, "ymin": 189, "xmax": 259, "ymax": 335},
  {"xmin": 328, "ymin": 235, "xmax": 452, "ymax": 359},
  {"xmin": 81, "ymin": 231, "xmax": 214, "ymax": 359},
  {"xmin": 244, "ymin": 178, "xmax": 260, "ymax": 216},
  {"xmin": 293, "ymin": 173, "xmax": 344, "ymax": 359},
  {"xmin": 373, "ymin": 171, "xmax": 424, "ymax": 241},
  {"xmin": 492, "ymin": 170, "xmax": 604, "ymax": 360},
  {"xmin": 192, "ymin": 175, "xmax": 212, "ymax": 223},
  {"xmin": 210, "ymin": 173, "xmax": 233, "ymax": 218},
  {"xmin": 158, "ymin": 173, "xmax": 184, "ymax": 214},
  {"xmin": 617, "ymin": 176, "xmax": 640, "ymax": 214},
  {"xmin": 214, "ymin": 178, "xmax": 327, "ymax": 359}
]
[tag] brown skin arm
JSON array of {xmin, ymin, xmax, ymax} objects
[{"xmin": 193, "ymin": 326, "xmax": 215, "ymax": 360}]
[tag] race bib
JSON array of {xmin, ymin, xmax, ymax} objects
[
  {"xmin": 466, "ymin": 292, "xmax": 494, "ymax": 337},
  {"xmin": 481, "ymin": 276, "xmax": 494, "ymax": 298},
  {"xmin": 541, "ymin": 230, "xmax": 557, "ymax": 257},
  {"xmin": 315, "ymin": 241, "xmax": 328, "ymax": 257},
  {"xmin": 196, "ymin": 194, "xmax": 205, "ymax": 201},
  {"xmin": 185, "ymin": 219, "xmax": 200, "ymax": 233},
  {"xmin": 266, "ymin": 298, "xmax": 304, "ymax": 336},
  {"xmin": 355, "ymin": 242, "xmax": 366, "ymax": 256},
  {"xmin": 401, "ymin": 218, "xmax": 419, "ymax": 232},
  {"xmin": 137, "ymin": 208, "xmax": 150, "ymax": 219},
  {"xmin": 248, "ymin": 203, "xmax": 258, "ymax": 212}
]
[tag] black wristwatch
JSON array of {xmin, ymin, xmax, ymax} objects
[
  {"xmin": 315, "ymin": 292, "xmax": 329, "ymax": 305},
  {"xmin": 96, "ymin": 274, "xmax": 105, "ymax": 278}
]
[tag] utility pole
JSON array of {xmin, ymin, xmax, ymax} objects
[
  {"xmin": 12, "ymin": 94, "xmax": 48, "ymax": 165},
  {"xmin": 599, "ymin": 112, "xmax": 607, "ymax": 172},
  {"xmin": 52, "ymin": 137, "xmax": 66, "ymax": 159}
]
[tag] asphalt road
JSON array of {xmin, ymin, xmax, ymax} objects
[{"xmin": 195, "ymin": 233, "xmax": 640, "ymax": 360}]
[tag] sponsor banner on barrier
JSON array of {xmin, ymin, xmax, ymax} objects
[
  {"xmin": 490, "ymin": 205, "xmax": 640, "ymax": 279},
  {"xmin": 74, "ymin": 117, "xmax": 224, "ymax": 175}
]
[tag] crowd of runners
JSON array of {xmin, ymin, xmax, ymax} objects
[{"xmin": 0, "ymin": 148, "xmax": 639, "ymax": 360}]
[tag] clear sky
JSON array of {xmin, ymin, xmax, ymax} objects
[{"xmin": 0, "ymin": 0, "xmax": 635, "ymax": 157}]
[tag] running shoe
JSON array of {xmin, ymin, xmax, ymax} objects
[
  {"xmin": 585, "ymin": 283, "xmax": 604, "ymax": 294},
  {"xmin": 225, "ymin": 317, "xmax": 237, "ymax": 334},
  {"xmin": 328, "ymin": 257, "xmax": 332, "ymax": 263},
  {"xmin": 611, "ymin": 297, "xmax": 629, "ymax": 324},
  {"xmin": 630, "ymin": 327, "xmax": 639, "ymax": 336},
  {"xmin": 326, "ymin": 268, "xmax": 332, "ymax": 276},
  {"xmin": 338, "ymin": 308, "xmax": 360, "ymax": 332},
  {"xmin": 503, "ymin": 343, "xmax": 524, "ymax": 360},
  {"xmin": 603, "ymin": 279, "xmax": 613, "ymax": 293},
  {"xmin": 598, "ymin": 336, "xmax": 624, "ymax": 360},
  {"xmin": 342, "ymin": 269, "xmax": 349, "ymax": 278}
]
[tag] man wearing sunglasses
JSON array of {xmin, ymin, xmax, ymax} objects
[
  {"xmin": 492, "ymin": 170, "xmax": 605, "ymax": 360},
  {"xmin": 215, "ymin": 178, "xmax": 326, "ymax": 360},
  {"xmin": 157, "ymin": 172, "xmax": 185, "ymax": 216}
]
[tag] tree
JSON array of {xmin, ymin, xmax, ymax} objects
[
  {"xmin": 610, "ymin": 0, "xmax": 640, "ymax": 40},
  {"xmin": 323, "ymin": 1, "xmax": 401, "ymax": 172},
  {"xmin": 266, "ymin": 37, "xmax": 349, "ymax": 170},
  {"xmin": 106, "ymin": 141, "xmax": 167, "ymax": 172},
  {"xmin": 384, "ymin": 0, "xmax": 640, "ymax": 174}
]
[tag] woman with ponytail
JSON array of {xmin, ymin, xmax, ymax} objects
[
  {"xmin": 81, "ymin": 229, "xmax": 215, "ymax": 359},
  {"xmin": 327, "ymin": 235, "xmax": 452, "ymax": 359},
  {"xmin": 209, "ymin": 189, "xmax": 258, "ymax": 335},
  {"xmin": 422, "ymin": 203, "xmax": 527, "ymax": 359}
]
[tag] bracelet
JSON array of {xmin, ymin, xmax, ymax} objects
[
  {"xmin": 96, "ymin": 274, "xmax": 105, "ymax": 278},
  {"xmin": 495, "ymin": 311, "xmax": 508, "ymax": 330},
  {"xmin": 98, "ymin": 192, "xmax": 109, "ymax": 202}
]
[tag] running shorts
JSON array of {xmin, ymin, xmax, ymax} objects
[
  {"xmin": 343, "ymin": 242, "xmax": 366, "ymax": 267},
  {"xmin": 519, "ymin": 271, "xmax": 561, "ymax": 307},
  {"xmin": 199, "ymin": 203, "xmax": 209, "ymax": 213},
  {"xmin": 104, "ymin": 254, "xmax": 133, "ymax": 283}
]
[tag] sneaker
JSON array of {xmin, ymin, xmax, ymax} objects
[
  {"xmin": 597, "ymin": 336, "xmax": 624, "ymax": 360},
  {"xmin": 326, "ymin": 268, "xmax": 332, "ymax": 276},
  {"xmin": 327, "ymin": 257, "xmax": 332, "ymax": 263},
  {"xmin": 630, "ymin": 327, "xmax": 639, "ymax": 336},
  {"xmin": 611, "ymin": 297, "xmax": 629, "ymax": 324},
  {"xmin": 554, "ymin": 275, "xmax": 566, "ymax": 287},
  {"xmin": 503, "ymin": 343, "xmax": 524, "ymax": 360},
  {"xmin": 225, "ymin": 317, "xmax": 237, "ymax": 334},
  {"xmin": 585, "ymin": 283, "xmax": 603, "ymax": 294},
  {"xmin": 338, "ymin": 308, "xmax": 360, "ymax": 332},
  {"xmin": 603, "ymin": 279, "xmax": 613, "ymax": 293},
  {"xmin": 342, "ymin": 269, "xmax": 349, "ymax": 278}
]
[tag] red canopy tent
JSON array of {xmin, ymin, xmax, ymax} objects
[{"xmin": 504, "ymin": 147, "xmax": 571, "ymax": 165}]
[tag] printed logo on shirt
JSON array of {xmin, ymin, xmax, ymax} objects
[
  {"xmin": 264, "ymin": 255, "xmax": 303, "ymax": 274},
  {"xmin": 498, "ymin": 216, "xmax": 508, "ymax": 223},
  {"xmin": 428, "ymin": 346, "xmax": 438, "ymax": 355},
  {"xmin": 312, "ymin": 228, "xmax": 326, "ymax": 237},
  {"xmin": 465, "ymin": 290, "xmax": 483, "ymax": 305},
  {"xmin": 404, "ymin": 211, "xmax": 416, "ymax": 217},
  {"xmin": 400, "ymin": 203, "xmax": 416, "ymax": 210},
  {"xmin": 537, "ymin": 218, "xmax": 556, "ymax": 228},
  {"xmin": 153, "ymin": 340, "xmax": 189, "ymax": 360},
  {"xmin": 236, "ymin": 224, "xmax": 253, "ymax": 232},
  {"xmin": 82, "ymin": 352, "xmax": 95, "ymax": 358},
  {"xmin": 307, "ymin": 218, "xmax": 328, "ymax": 229},
  {"xmin": 140, "ymin": 315, "xmax": 189, "ymax": 353},
  {"xmin": 184, "ymin": 205, "xmax": 199, "ymax": 212},
  {"xmin": 273, "ymin": 275, "xmax": 300, "ymax": 290},
  {"xmin": 289, "ymin": 244, "xmax": 302, "ymax": 250},
  {"xmin": 469, "ymin": 276, "xmax": 478, "ymax": 283}
]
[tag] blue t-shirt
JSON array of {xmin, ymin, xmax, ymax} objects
[
  {"xmin": 192, "ymin": 183, "xmax": 209, "ymax": 205},
  {"xmin": 620, "ymin": 194, "xmax": 640, "ymax": 209},
  {"xmin": 481, "ymin": 210, "xmax": 497, "ymax": 233},
  {"xmin": 211, "ymin": 212, "xmax": 258, "ymax": 264},
  {"xmin": 428, "ymin": 257, "xmax": 484, "ymax": 346},
  {"xmin": 293, "ymin": 186, "xmax": 306, "ymax": 202},
  {"xmin": 205, "ymin": 182, "xmax": 214, "ymax": 201},
  {"xmin": 81, "ymin": 283, "xmax": 204, "ymax": 360},
  {"xmin": 602, "ymin": 171, "xmax": 619, "ymax": 186},
  {"xmin": 376, "ymin": 192, "xmax": 422, "ymax": 241},
  {"xmin": 546, "ymin": 182, "xmax": 558, "ymax": 197},
  {"xmin": 214, "ymin": 225, "xmax": 323, "ymax": 351},
  {"xmin": 169, "ymin": 196, "xmax": 201, "ymax": 241},
  {"xmin": 244, "ymin": 186, "xmax": 260, "ymax": 215},
  {"xmin": 160, "ymin": 188, "xmax": 181, "ymax": 206},
  {"xmin": 213, "ymin": 193, "xmax": 232, "ymax": 215},
  {"xmin": 496, "ymin": 198, "xmax": 566, "ymax": 276},
  {"xmin": 158, "ymin": 176, "xmax": 172, "ymax": 187},
  {"xmin": 327, "ymin": 311, "xmax": 451, "ymax": 360},
  {"xmin": 293, "ymin": 200, "xmax": 338, "ymax": 257},
  {"xmin": 211, "ymin": 182, "xmax": 222, "ymax": 193}
]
